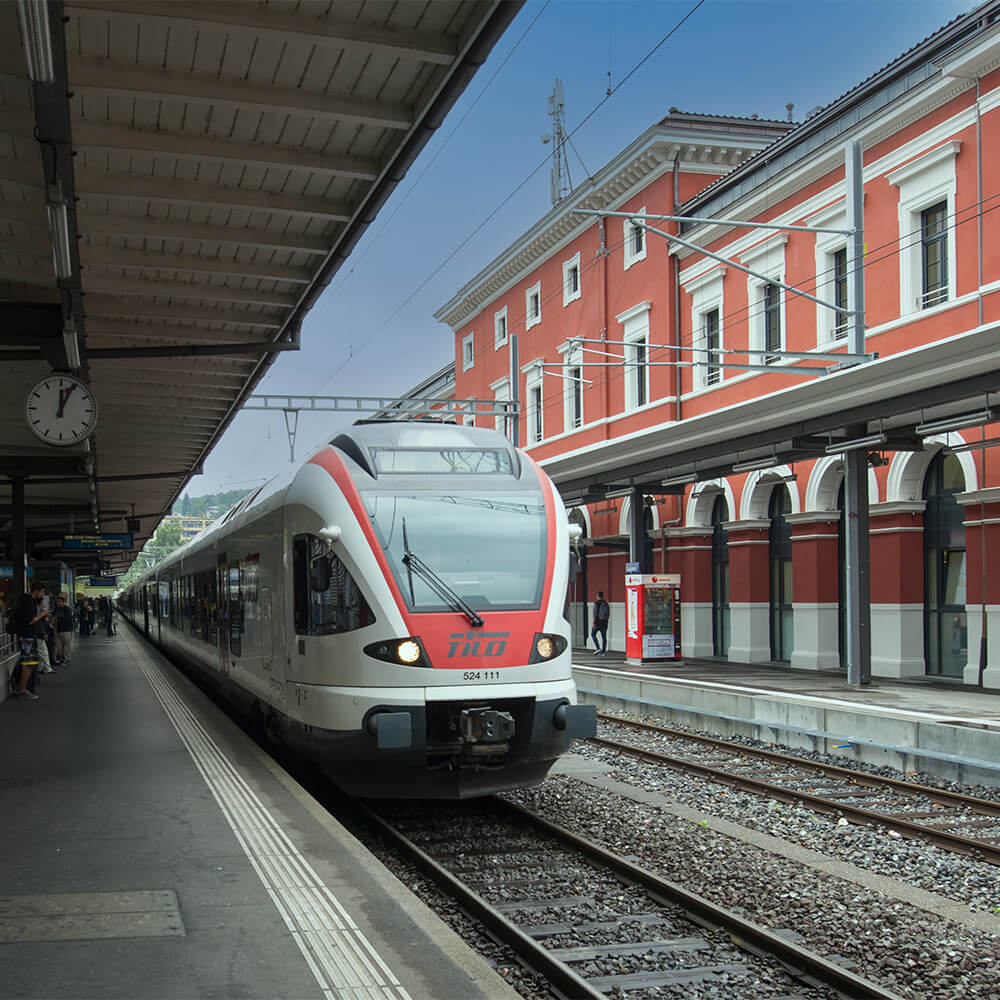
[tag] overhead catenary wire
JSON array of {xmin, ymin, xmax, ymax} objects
[
  {"xmin": 514, "ymin": 189, "xmax": 1000, "ymax": 438},
  {"xmin": 308, "ymin": 0, "xmax": 709, "ymax": 394}
]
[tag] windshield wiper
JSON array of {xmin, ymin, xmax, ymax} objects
[{"xmin": 401, "ymin": 517, "xmax": 484, "ymax": 627}]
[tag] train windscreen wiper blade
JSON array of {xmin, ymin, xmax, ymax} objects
[{"xmin": 401, "ymin": 517, "xmax": 484, "ymax": 627}]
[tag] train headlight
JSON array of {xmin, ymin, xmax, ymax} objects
[
  {"xmin": 364, "ymin": 637, "xmax": 431, "ymax": 667},
  {"xmin": 529, "ymin": 633, "xmax": 568, "ymax": 663},
  {"xmin": 397, "ymin": 640, "xmax": 421, "ymax": 664}
]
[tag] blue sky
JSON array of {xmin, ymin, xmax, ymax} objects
[{"xmin": 187, "ymin": 0, "xmax": 971, "ymax": 499}]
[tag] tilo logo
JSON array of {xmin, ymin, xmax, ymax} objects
[{"xmin": 447, "ymin": 631, "xmax": 509, "ymax": 657}]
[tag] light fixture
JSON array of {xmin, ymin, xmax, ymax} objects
[
  {"xmin": 824, "ymin": 432, "xmax": 887, "ymax": 454},
  {"xmin": 16, "ymin": 0, "xmax": 55, "ymax": 84},
  {"xmin": 915, "ymin": 408, "xmax": 996, "ymax": 436},
  {"xmin": 46, "ymin": 202, "xmax": 73, "ymax": 279},
  {"xmin": 947, "ymin": 436, "xmax": 1000, "ymax": 455},
  {"xmin": 732, "ymin": 456, "xmax": 780, "ymax": 473},
  {"xmin": 661, "ymin": 472, "xmax": 697, "ymax": 487},
  {"xmin": 604, "ymin": 486, "xmax": 636, "ymax": 499},
  {"xmin": 62, "ymin": 320, "xmax": 80, "ymax": 369}
]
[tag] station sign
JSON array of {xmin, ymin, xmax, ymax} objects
[
  {"xmin": 89, "ymin": 576, "xmax": 117, "ymax": 587},
  {"xmin": 0, "ymin": 566, "xmax": 32, "ymax": 579},
  {"xmin": 62, "ymin": 533, "xmax": 133, "ymax": 551}
]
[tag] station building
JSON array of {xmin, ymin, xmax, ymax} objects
[{"xmin": 434, "ymin": 4, "xmax": 1000, "ymax": 688}]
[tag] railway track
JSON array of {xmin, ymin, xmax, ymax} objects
[
  {"xmin": 591, "ymin": 713, "xmax": 1000, "ymax": 865},
  {"xmin": 359, "ymin": 796, "xmax": 904, "ymax": 1000}
]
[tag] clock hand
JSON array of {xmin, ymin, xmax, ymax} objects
[{"xmin": 56, "ymin": 384, "xmax": 76, "ymax": 418}]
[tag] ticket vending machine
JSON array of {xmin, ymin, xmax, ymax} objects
[{"xmin": 625, "ymin": 573, "xmax": 682, "ymax": 662}]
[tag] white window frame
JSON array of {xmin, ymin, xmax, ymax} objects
[
  {"xmin": 623, "ymin": 206, "xmax": 647, "ymax": 270},
  {"xmin": 683, "ymin": 267, "xmax": 725, "ymax": 392},
  {"xmin": 490, "ymin": 375, "xmax": 511, "ymax": 437},
  {"xmin": 558, "ymin": 339, "xmax": 584, "ymax": 431},
  {"xmin": 739, "ymin": 234, "xmax": 787, "ymax": 367},
  {"xmin": 461, "ymin": 330, "xmax": 475, "ymax": 372},
  {"xmin": 616, "ymin": 301, "xmax": 651, "ymax": 412},
  {"xmin": 811, "ymin": 203, "xmax": 850, "ymax": 346},
  {"xmin": 459, "ymin": 402, "xmax": 475, "ymax": 427},
  {"xmin": 523, "ymin": 361, "xmax": 544, "ymax": 445},
  {"xmin": 493, "ymin": 305, "xmax": 508, "ymax": 350},
  {"xmin": 525, "ymin": 281, "xmax": 542, "ymax": 330},
  {"xmin": 887, "ymin": 140, "xmax": 960, "ymax": 316},
  {"xmin": 562, "ymin": 252, "xmax": 581, "ymax": 306}
]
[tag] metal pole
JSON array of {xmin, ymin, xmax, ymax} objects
[
  {"xmin": 510, "ymin": 333, "xmax": 520, "ymax": 447},
  {"xmin": 630, "ymin": 487, "xmax": 648, "ymax": 572},
  {"xmin": 12, "ymin": 475, "xmax": 26, "ymax": 599},
  {"xmin": 844, "ymin": 141, "xmax": 871, "ymax": 686}
]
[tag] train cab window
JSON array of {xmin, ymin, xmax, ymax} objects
[{"xmin": 294, "ymin": 534, "xmax": 375, "ymax": 636}]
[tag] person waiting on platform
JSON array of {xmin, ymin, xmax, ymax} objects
[
  {"xmin": 9, "ymin": 584, "xmax": 49, "ymax": 699},
  {"xmin": 591, "ymin": 591, "xmax": 610, "ymax": 655},
  {"xmin": 53, "ymin": 595, "xmax": 74, "ymax": 666}
]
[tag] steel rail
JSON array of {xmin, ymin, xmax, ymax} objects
[
  {"xmin": 595, "ymin": 712, "xmax": 1000, "ymax": 815},
  {"xmin": 361, "ymin": 795, "xmax": 904, "ymax": 1000},
  {"xmin": 354, "ymin": 800, "xmax": 607, "ymax": 1000},
  {"xmin": 589, "ymin": 731, "xmax": 1000, "ymax": 866},
  {"xmin": 499, "ymin": 799, "xmax": 905, "ymax": 1000}
]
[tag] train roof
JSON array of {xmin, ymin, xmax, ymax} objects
[
  {"xmin": 123, "ymin": 421, "xmax": 527, "ymax": 589},
  {"xmin": 330, "ymin": 420, "xmax": 522, "ymax": 480}
]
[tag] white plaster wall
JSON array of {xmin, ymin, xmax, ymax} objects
[
  {"xmin": 789, "ymin": 603, "xmax": 841, "ymax": 671},
  {"xmin": 681, "ymin": 601, "xmax": 714, "ymax": 658},
  {"xmin": 963, "ymin": 605, "xmax": 1000, "ymax": 689},
  {"xmin": 728, "ymin": 602, "xmax": 770, "ymax": 662},
  {"xmin": 871, "ymin": 604, "xmax": 925, "ymax": 678}
]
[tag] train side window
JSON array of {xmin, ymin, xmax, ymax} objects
[{"xmin": 294, "ymin": 533, "xmax": 375, "ymax": 636}]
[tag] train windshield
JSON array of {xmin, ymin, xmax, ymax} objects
[
  {"xmin": 363, "ymin": 492, "xmax": 547, "ymax": 612},
  {"xmin": 370, "ymin": 448, "xmax": 513, "ymax": 475}
]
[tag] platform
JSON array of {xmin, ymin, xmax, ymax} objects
[
  {"xmin": 571, "ymin": 648, "xmax": 1000, "ymax": 788},
  {"xmin": 0, "ymin": 626, "xmax": 517, "ymax": 1000}
]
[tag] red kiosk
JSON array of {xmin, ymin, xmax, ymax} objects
[{"xmin": 625, "ymin": 573, "xmax": 682, "ymax": 663}]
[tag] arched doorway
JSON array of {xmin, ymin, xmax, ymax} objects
[
  {"xmin": 711, "ymin": 494, "xmax": 730, "ymax": 657},
  {"xmin": 769, "ymin": 485, "xmax": 793, "ymax": 662},
  {"xmin": 568, "ymin": 508, "xmax": 589, "ymax": 645},
  {"xmin": 923, "ymin": 452, "xmax": 966, "ymax": 677}
]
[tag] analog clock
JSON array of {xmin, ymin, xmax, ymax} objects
[{"xmin": 24, "ymin": 373, "xmax": 98, "ymax": 446}]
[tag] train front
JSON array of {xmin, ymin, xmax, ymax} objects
[{"xmin": 290, "ymin": 421, "xmax": 596, "ymax": 798}]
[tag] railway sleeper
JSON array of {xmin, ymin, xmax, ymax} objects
[
  {"xmin": 586, "ymin": 962, "xmax": 748, "ymax": 992},
  {"xmin": 548, "ymin": 937, "xmax": 711, "ymax": 961}
]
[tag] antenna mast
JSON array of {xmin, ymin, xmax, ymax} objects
[{"xmin": 544, "ymin": 79, "xmax": 572, "ymax": 206}]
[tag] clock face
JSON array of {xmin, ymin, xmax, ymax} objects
[{"xmin": 25, "ymin": 374, "xmax": 99, "ymax": 446}]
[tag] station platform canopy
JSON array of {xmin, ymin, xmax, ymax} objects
[{"xmin": 0, "ymin": 0, "xmax": 521, "ymax": 579}]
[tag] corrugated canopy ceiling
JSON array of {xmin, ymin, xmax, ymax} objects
[{"xmin": 0, "ymin": 0, "xmax": 519, "ymax": 578}]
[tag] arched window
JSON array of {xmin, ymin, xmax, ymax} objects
[
  {"xmin": 769, "ymin": 486, "xmax": 793, "ymax": 662},
  {"xmin": 923, "ymin": 452, "xmax": 966, "ymax": 676},
  {"xmin": 711, "ymin": 495, "xmax": 730, "ymax": 657}
]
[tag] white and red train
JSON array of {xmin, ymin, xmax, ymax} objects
[{"xmin": 119, "ymin": 420, "xmax": 595, "ymax": 798}]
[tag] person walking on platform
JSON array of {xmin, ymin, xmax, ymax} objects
[
  {"xmin": 9, "ymin": 584, "xmax": 49, "ymax": 698},
  {"xmin": 53, "ymin": 595, "xmax": 74, "ymax": 666},
  {"xmin": 78, "ymin": 596, "xmax": 92, "ymax": 637},
  {"xmin": 591, "ymin": 591, "xmax": 610, "ymax": 655}
]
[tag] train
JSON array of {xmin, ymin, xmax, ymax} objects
[{"xmin": 119, "ymin": 419, "xmax": 596, "ymax": 798}]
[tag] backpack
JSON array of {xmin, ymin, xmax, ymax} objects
[{"xmin": 597, "ymin": 599, "xmax": 609, "ymax": 622}]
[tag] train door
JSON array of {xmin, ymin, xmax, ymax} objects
[
  {"xmin": 142, "ymin": 583, "xmax": 150, "ymax": 634},
  {"xmin": 216, "ymin": 556, "xmax": 229, "ymax": 674},
  {"xmin": 260, "ymin": 585, "xmax": 274, "ymax": 673}
]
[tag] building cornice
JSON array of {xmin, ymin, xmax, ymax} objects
[{"xmin": 434, "ymin": 123, "xmax": 781, "ymax": 330}]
